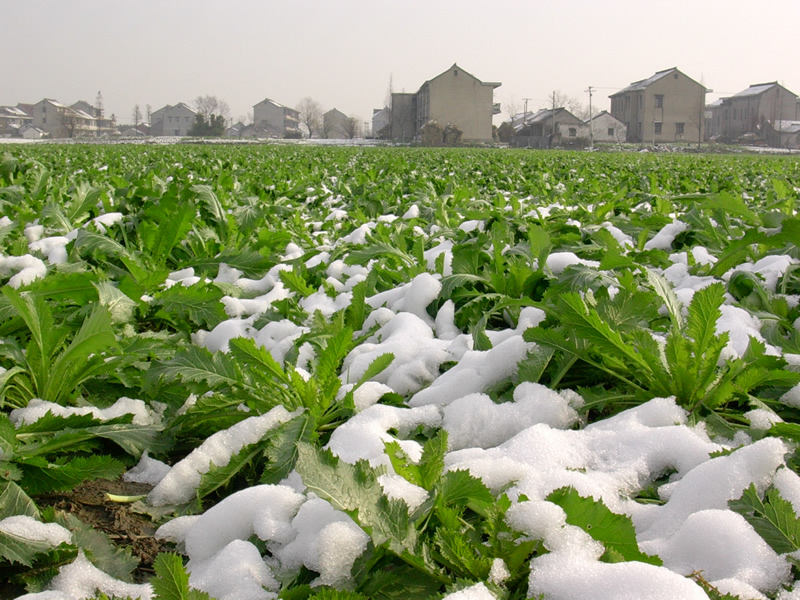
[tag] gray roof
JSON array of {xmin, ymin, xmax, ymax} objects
[
  {"xmin": 772, "ymin": 120, "xmax": 800, "ymax": 134},
  {"xmin": 611, "ymin": 68, "xmax": 677, "ymax": 96},
  {"xmin": 731, "ymin": 83, "xmax": 779, "ymax": 98},
  {"xmin": 512, "ymin": 107, "xmax": 580, "ymax": 132}
]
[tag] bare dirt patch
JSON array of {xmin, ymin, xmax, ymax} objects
[{"xmin": 37, "ymin": 478, "xmax": 166, "ymax": 583}]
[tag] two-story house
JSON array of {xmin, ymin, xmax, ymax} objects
[
  {"xmin": 323, "ymin": 108, "xmax": 351, "ymax": 139},
  {"xmin": 610, "ymin": 68, "xmax": 706, "ymax": 144},
  {"xmin": 0, "ymin": 105, "xmax": 32, "ymax": 137},
  {"xmin": 706, "ymin": 82, "xmax": 799, "ymax": 142},
  {"xmin": 390, "ymin": 64, "xmax": 501, "ymax": 143},
  {"xmin": 150, "ymin": 103, "xmax": 197, "ymax": 137},
  {"xmin": 252, "ymin": 98, "xmax": 301, "ymax": 138}
]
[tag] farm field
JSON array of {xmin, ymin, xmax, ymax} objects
[{"xmin": 1, "ymin": 143, "xmax": 800, "ymax": 600}]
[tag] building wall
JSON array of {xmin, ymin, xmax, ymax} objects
[
  {"xmin": 424, "ymin": 66, "xmax": 496, "ymax": 143},
  {"xmin": 724, "ymin": 86, "xmax": 799, "ymax": 140},
  {"xmin": 253, "ymin": 100, "xmax": 285, "ymax": 137},
  {"xmin": 391, "ymin": 93, "xmax": 416, "ymax": 141},
  {"xmin": 372, "ymin": 108, "xmax": 390, "ymax": 138},
  {"xmin": 163, "ymin": 105, "xmax": 196, "ymax": 136},
  {"xmin": 33, "ymin": 100, "xmax": 67, "ymax": 137},
  {"xmin": 323, "ymin": 109, "xmax": 349, "ymax": 139},
  {"xmin": 149, "ymin": 107, "xmax": 167, "ymax": 136},
  {"xmin": 587, "ymin": 112, "xmax": 627, "ymax": 143},
  {"xmin": 612, "ymin": 70, "xmax": 704, "ymax": 143}
]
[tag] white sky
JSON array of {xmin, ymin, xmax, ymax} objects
[{"xmin": 2, "ymin": 0, "xmax": 799, "ymax": 127}]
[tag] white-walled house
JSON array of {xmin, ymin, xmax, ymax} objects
[
  {"xmin": 150, "ymin": 103, "xmax": 197, "ymax": 136},
  {"xmin": 584, "ymin": 111, "xmax": 627, "ymax": 143}
]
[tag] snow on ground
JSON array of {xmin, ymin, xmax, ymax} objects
[{"xmin": 11, "ymin": 185, "xmax": 800, "ymax": 600}]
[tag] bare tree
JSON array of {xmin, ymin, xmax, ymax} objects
[
  {"xmin": 194, "ymin": 95, "xmax": 231, "ymax": 124},
  {"xmin": 549, "ymin": 90, "xmax": 587, "ymax": 119},
  {"xmin": 296, "ymin": 97, "xmax": 322, "ymax": 138},
  {"xmin": 146, "ymin": 104, "xmax": 152, "ymax": 126},
  {"xmin": 132, "ymin": 104, "xmax": 142, "ymax": 128},
  {"xmin": 504, "ymin": 96, "xmax": 520, "ymax": 121},
  {"xmin": 343, "ymin": 117, "xmax": 361, "ymax": 139}
]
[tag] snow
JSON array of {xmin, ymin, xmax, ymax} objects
[
  {"xmin": 644, "ymin": 220, "xmax": 688, "ymax": 251},
  {"xmin": 0, "ymin": 253, "xmax": 47, "ymax": 287},
  {"xmin": 442, "ymin": 582, "xmax": 498, "ymax": 600},
  {"xmin": 123, "ymin": 452, "xmax": 172, "ymax": 485},
  {"xmin": 148, "ymin": 406, "xmax": 300, "ymax": 505},
  {"xmin": 0, "ymin": 515, "xmax": 72, "ymax": 547},
  {"xmin": 11, "ymin": 160, "xmax": 800, "ymax": 600},
  {"xmin": 10, "ymin": 397, "xmax": 155, "ymax": 427},
  {"xmin": 16, "ymin": 551, "xmax": 153, "ymax": 600}
]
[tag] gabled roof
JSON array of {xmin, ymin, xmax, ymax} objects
[
  {"xmin": 586, "ymin": 110, "xmax": 624, "ymax": 125},
  {"xmin": 730, "ymin": 82, "xmax": 799, "ymax": 100},
  {"xmin": 512, "ymin": 107, "xmax": 580, "ymax": 132},
  {"xmin": 0, "ymin": 106, "xmax": 30, "ymax": 117},
  {"xmin": 732, "ymin": 82, "xmax": 780, "ymax": 98},
  {"xmin": 37, "ymin": 98, "xmax": 68, "ymax": 108},
  {"xmin": 324, "ymin": 108, "xmax": 348, "ymax": 118},
  {"xmin": 254, "ymin": 98, "xmax": 286, "ymax": 109},
  {"xmin": 423, "ymin": 63, "xmax": 501, "ymax": 90},
  {"xmin": 610, "ymin": 67, "xmax": 697, "ymax": 96}
]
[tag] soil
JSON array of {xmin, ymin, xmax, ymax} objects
[{"xmin": 36, "ymin": 477, "xmax": 167, "ymax": 584}]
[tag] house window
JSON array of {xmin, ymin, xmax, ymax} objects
[
  {"xmin": 569, "ymin": 128, "xmax": 577, "ymax": 137},
  {"xmin": 733, "ymin": 109, "xmax": 736, "ymax": 121},
  {"xmin": 453, "ymin": 69, "xmax": 458, "ymax": 76},
  {"xmin": 654, "ymin": 122, "xmax": 662, "ymax": 134},
  {"xmin": 676, "ymin": 122, "xmax": 685, "ymax": 135},
  {"xmin": 608, "ymin": 127, "xmax": 614, "ymax": 137},
  {"xmin": 655, "ymin": 95, "xmax": 664, "ymax": 109}
]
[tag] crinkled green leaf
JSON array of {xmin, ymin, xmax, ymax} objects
[
  {"xmin": 546, "ymin": 486, "xmax": 661, "ymax": 566},
  {"xmin": 729, "ymin": 483, "xmax": 800, "ymax": 554}
]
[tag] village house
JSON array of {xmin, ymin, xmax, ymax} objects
[
  {"xmin": 610, "ymin": 67, "xmax": 706, "ymax": 144},
  {"xmin": 0, "ymin": 105, "xmax": 32, "ymax": 137},
  {"xmin": 705, "ymin": 82, "xmax": 799, "ymax": 143},
  {"xmin": 252, "ymin": 98, "xmax": 301, "ymax": 138},
  {"xmin": 765, "ymin": 120, "xmax": 800, "ymax": 149},
  {"xmin": 321, "ymin": 108, "xmax": 351, "ymax": 139},
  {"xmin": 583, "ymin": 110, "xmax": 627, "ymax": 144},
  {"xmin": 26, "ymin": 98, "xmax": 117, "ymax": 138},
  {"xmin": 150, "ymin": 103, "xmax": 196, "ymax": 137},
  {"xmin": 20, "ymin": 124, "xmax": 46, "ymax": 140},
  {"xmin": 371, "ymin": 106, "xmax": 391, "ymax": 139},
  {"xmin": 512, "ymin": 107, "xmax": 583, "ymax": 148},
  {"xmin": 389, "ymin": 64, "xmax": 501, "ymax": 143}
]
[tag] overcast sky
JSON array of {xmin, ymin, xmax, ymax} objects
[{"xmin": 2, "ymin": 0, "xmax": 799, "ymax": 127}]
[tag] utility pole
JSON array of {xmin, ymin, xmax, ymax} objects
[
  {"xmin": 522, "ymin": 98, "xmax": 532, "ymax": 146},
  {"xmin": 551, "ymin": 91, "xmax": 557, "ymax": 149},
  {"xmin": 522, "ymin": 97, "xmax": 532, "ymax": 124},
  {"xmin": 586, "ymin": 86, "xmax": 594, "ymax": 150}
]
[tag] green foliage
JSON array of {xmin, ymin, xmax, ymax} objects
[
  {"xmin": 525, "ymin": 275, "xmax": 800, "ymax": 419},
  {"xmin": 546, "ymin": 486, "xmax": 661, "ymax": 565},
  {"xmin": 188, "ymin": 114, "xmax": 226, "ymax": 137},
  {"xmin": 151, "ymin": 552, "xmax": 213, "ymax": 600},
  {"xmin": 728, "ymin": 482, "xmax": 800, "ymax": 554},
  {"xmin": 3, "ymin": 143, "xmax": 800, "ymax": 597},
  {"xmin": 1, "ymin": 288, "xmax": 119, "ymax": 408}
]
